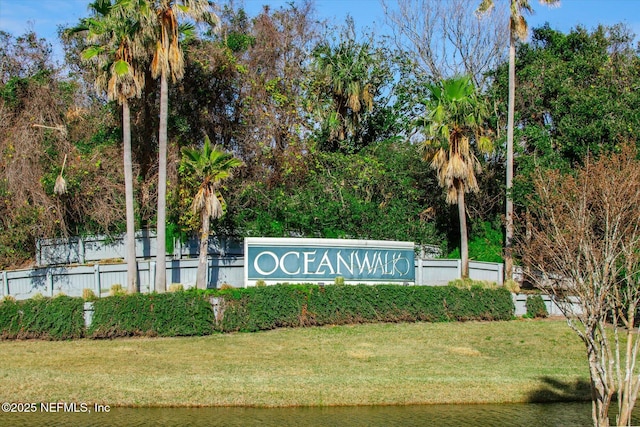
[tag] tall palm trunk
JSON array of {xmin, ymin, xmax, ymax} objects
[
  {"xmin": 155, "ymin": 70, "xmax": 168, "ymax": 293},
  {"xmin": 196, "ymin": 212, "xmax": 210, "ymax": 289},
  {"xmin": 123, "ymin": 100, "xmax": 138, "ymax": 293},
  {"xmin": 457, "ymin": 180, "xmax": 469, "ymax": 279},
  {"xmin": 504, "ymin": 30, "xmax": 516, "ymax": 282}
]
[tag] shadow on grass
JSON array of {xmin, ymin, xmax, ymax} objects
[{"xmin": 527, "ymin": 376, "xmax": 591, "ymax": 403}]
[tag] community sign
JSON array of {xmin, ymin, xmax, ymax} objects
[{"xmin": 244, "ymin": 237, "xmax": 415, "ymax": 286}]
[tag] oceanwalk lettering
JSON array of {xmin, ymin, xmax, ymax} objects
[{"xmin": 247, "ymin": 246, "xmax": 415, "ymax": 282}]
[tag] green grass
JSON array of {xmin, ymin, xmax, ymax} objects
[{"xmin": 0, "ymin": 319, "xmax": 590, "ymax": 407}]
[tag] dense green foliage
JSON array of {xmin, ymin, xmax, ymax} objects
[
  {"xmin": 89, "ymin": 292, "xmax": 214, "ymax": 338},
  {"xmin": 525, "ymin": 294, "xmax": 548, "ymax": 319},
  {"xmin": 216, "ymin": 284, "xmax": 515, "ymax": 332},
  {"xmin": 489, "ymin": 24, "xmax": 640, "ymax": 208},
  {"xmin": 447, "ymin": 221, "xmax": 504, "ymax": 263},
  {"xmin": 0, "ymin": 285, "xmax": 515, "ymax": 339},
  {"xmin": 308, "ymin": 22, "xmax": 393, "ymax": 153},
  {"xmin": 1, "ymin": 1, "xmax": 639, "ymax": 271},
  {"xmin": 0, "ymin": 296, "xmax": 85, "ymax": 340},
  {"xmin": 223, "ymin": 143, "xmax": 443, "ymax": 248}
]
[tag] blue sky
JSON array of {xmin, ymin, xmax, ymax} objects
[{"xmin": 1, "ymin": 0, "xmax": 639, "ymax": 62}]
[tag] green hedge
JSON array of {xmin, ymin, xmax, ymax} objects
[
  {"xmin": 89, "ymin": 292, "xmax": 214, "ymax": 338},
  {"xmin": 525, "ymin": 294, "xmax": 549, "ymax": 319},
  {"xmin": 0, "ymin": 296, "xmax": 85, "ymax": 340},
  {"xmin": 215, "ymin": 284, "xmax": 515, "ymax": 332},
  {"xmin": 0, "ymin": 285, "xmax": 515, "ymax": 339}
]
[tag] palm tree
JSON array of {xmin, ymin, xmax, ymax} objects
[
  {"xmin": 310, "ymin": 28, "xmax": 383, "ymax": 152},
  {"xmin": 144, "ymin": 0, "xmax": 218, "ymax": 292},
  {"xmin": 180, "ymin": 136, "xmax": 242, "ymax": 289},
  {"xmin": 418, "ymin": 76, "xmax": 492, "ymax": 278},
  {"xmin": 69, "ymin": 0, "xmax": 147, "ymax": 293},
  {"xmin": 477, "ymin": 0, "xmax": 559, "ymax": 282}
]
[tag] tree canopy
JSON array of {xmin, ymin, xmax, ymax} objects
[{"xmin": 0, "ymin": 2, "xmax": 638, "ymax": 272}]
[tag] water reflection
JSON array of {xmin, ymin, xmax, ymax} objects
[{"xmin": 2, "ymin": 402, "xmax": 637, "ymax": 427}]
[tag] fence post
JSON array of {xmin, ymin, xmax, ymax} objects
[
  {"xmin": 83, "ymin": 302, "xmax": 94, "ymax": 328},
  {"xmin": 79, "ymin": 237, "xmax": 86, "ymax": 264},
  {"xmin": 457, "ymin": 259, "xmax": 462, "ymax": 279},
  {"xmin": 94, "ymin": 264, "xmax": 101, "ymax": 297},
  {"xmin": 150, "ymin": 261, "xmax": 156, "ymax": 293},
  {"xmin": 206, "ymin": 256, "xmax": 210, "ymax": 288},
  {"xmin": 47, "ymin": 270, "xmax": 54, "ymax": 297},
  {"xmin": 2, "ymin": 270, "xmax": 8, "ymax": 297},
  {"xmin": 174, "ymin": 237, "xmax": 181, "ymax": 259},
  {"xmin": 36, "ymin": 240, "xmax": 42, "ymax": 266}
]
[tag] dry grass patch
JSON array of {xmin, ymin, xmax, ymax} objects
[
  {"xmin": 0, "ymin": 320, "xmax": 589, "ymax": 407},
  {"xmin": 448, "ymin": 346, "xmax": 482, "ymax": 357}
]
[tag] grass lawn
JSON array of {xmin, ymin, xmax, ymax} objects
[{"xmin": 0, "ymin": 319, "xmax": 591, "ymax": 407}]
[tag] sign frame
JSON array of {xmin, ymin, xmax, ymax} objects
[{"xmin": 244, "ymin": 237, "xmax": 415, "ymax": 286}]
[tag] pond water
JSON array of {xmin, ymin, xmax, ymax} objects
[{"xmin": 3, "ymin": 402, "xmax": 638, "ymax": 427}]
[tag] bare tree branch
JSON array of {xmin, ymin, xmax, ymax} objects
[
  {"xmin": 382, "ymin": 0, "xmax": 508, "ymax": 87},
  {"xmin": 520, "ymin": 146, "xmax": 640, "ymax": 427}
]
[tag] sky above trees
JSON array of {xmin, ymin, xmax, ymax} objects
[{"xmin": 1, "ymin": 0, "xmax": 639, "ymax": 63}]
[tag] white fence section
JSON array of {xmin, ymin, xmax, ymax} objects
[
  {"xmin": 1, "ymin": 258, "xmax": 244, "ymax": 300},
  {"xmin": 416, "ymin": 259, "xmax": 503, "ymax": 286},
  {"xmin": 512, "ymin": 293, "xmax": 582, "ymax": 316},
  {"xmin": 36, "ymin": 232, "xmax": 243, "ymax": 266},
  {"xmin": 2, "ymin": 257, "xmax": 502, "ymax": 300}
]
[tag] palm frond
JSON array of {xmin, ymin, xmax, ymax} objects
[
  {"xmin": 181, "ymin": 135, "xmax": 242, "ymax": 223},
  {"xmin": 54, "ymin": 155, "xmax": 68, "ymax": 196},
  {"xmin": 418, "ymin": 75, "xmax": 493, "ymax": 205},
  {"xmin": 446, "ymin": 186, "xmax": 458, "ymax": 204},
  {"xmin": 512, "ymin": 14, "xmax": 529, "ymax": 40},
  {"xmin": 75, "ymin": 0, "xmax": 147, "ymax": 104},
  {"xmin": 477, "ymin": 0, "xmax": 494, "ymax": 14}
]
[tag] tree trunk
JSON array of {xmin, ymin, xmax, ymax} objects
[
  {"xmin": 196, "ymin": 213, "xmax": 210, "ymax": 290},
  {"xmin": 505, "ymin": 30, "xmax": 515, "ymax": 282},
  {"xmin": 617, "ymin": 378, "xmax": 633, "ymax": 427},
  {"xmin": 589, "ymin": 363, "xmax": 613, "ymax": 426},
  {"xmin": 616, "ymin": 323, "xmax": 640, "ymax": 427},
  {"xmin": 123, "ymin": 101, "xmax": 138, "ymax": 293},
  {"xmin": 155, "ymin": 71, "xmax": 168, "ymax": 293},
  {"xmin": 457, "ymin": 181, "xmax": 469, "ymax": 279},
  {"xmin": 586, "ymin": 331, "xmax": 614, "ymax": 427}
]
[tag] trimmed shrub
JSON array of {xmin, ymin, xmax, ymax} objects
[
  {"xmin": 89, "ymin": 292, "xmax": 214, "ymax": 338},
  {"xmin": 215, "ymin": 285, "xmax": 310, "ymax": 332},
  {"xmin": 0, "ymin": 284, "xmax": 516, "ymax": 339},
  {"xmin": 447, "ymin": 278, "xmax": 498, "ymax": 289},
  {"xmin": 525, "ymin": 294, "xmax": 548, "ymax": 319},
  {"xmin": 215, "ymin": 284, "xmax": 514, "ymax": 332},
  {"xmin": 0, "ymin": 296, "xmax": 85, "ymax": 340}
]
